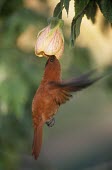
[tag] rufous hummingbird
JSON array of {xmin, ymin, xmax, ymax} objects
[{"xmin": 32, "ymin": 55, "xmax": 103, "ymax": 160}]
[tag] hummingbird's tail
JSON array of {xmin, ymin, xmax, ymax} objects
[{"xmin": 32, "ymin": 122, "xmax": 43, "ymax": 160}]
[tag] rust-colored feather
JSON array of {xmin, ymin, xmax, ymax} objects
[{"xmin": 32, "ymin": 121, "xmax": 43, "ymax": 160}]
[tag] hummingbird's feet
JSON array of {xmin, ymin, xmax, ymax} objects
[{"xmin": 46, "ymin": 117, "xmax": 55, "ymax": 127}]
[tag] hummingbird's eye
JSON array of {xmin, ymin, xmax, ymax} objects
[{"xmin": 50, "ymin": 56, "xmax": 55, "ymax": 62}]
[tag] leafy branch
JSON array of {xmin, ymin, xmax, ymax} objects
[{"xmin": 53, "ymin": 0, "xmax": 112, "ymax": 46}]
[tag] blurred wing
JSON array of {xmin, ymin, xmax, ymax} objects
[
  {"xmin": 52, "ymin": 88, "xmax": 72, "ymax": 105},
  {"xmin": 48, "ymin": 70, "xmax": 103, "ymax": 105}
]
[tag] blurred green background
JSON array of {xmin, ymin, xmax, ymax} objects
[{"xmin": 0, "ymin": 0, "xmax": 112, "ymax": 170}]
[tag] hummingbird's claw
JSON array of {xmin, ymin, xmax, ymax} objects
[{"xmin": 46, "ymin": 117, "xmax": 55, "ymax": 127}]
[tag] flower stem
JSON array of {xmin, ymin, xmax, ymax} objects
[{"xmin": 57, "ymin": 5, "xmax": 64, "ymax": 18}]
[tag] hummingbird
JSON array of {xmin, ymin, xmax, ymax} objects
[{"xmin": 32, "ymin": 55, "xmax": 103, "ymax": 160}]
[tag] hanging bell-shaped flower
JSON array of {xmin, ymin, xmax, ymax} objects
[{"xmin": 35, "ymin": 17, "xmax": 64, "ymax": 59}]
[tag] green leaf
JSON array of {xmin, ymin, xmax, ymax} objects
[
  {"xmin": 63, "ymin": 0, "xmax": 70, "ymax": 15},
  {"xmin": 96, "ymin": 0, "xmax": 112, "ymax": 23},
  {"xmin": 53, "ymin": 1, "xmax": 64, "ymax": 19},
  {"xmin": 75, "ymin": 0, "xmax": 90, "ymax": 17},
  {"xmin": 70, "ymin": 0, "xmax": 90, "ymax": 46},
  {"xmin": 85, "ymin": 0, "xmax": 97, "ymax": 23},
  {"xmin": 70, "ymin": 14, "xmax": 83, "ymax": 46}
]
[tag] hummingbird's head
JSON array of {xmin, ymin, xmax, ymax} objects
[{"xmin": 43, "ymin": 55, "xmax": 61, "ymax": 82}]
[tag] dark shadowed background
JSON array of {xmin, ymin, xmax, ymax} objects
[{"xmin": 0, "ymin": 0, "xmax": 112, "ymax": 170}]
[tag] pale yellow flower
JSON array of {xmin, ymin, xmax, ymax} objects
[{"xmin": 35, "ymin": 18, "xmax": 64, "ymax": 59}]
